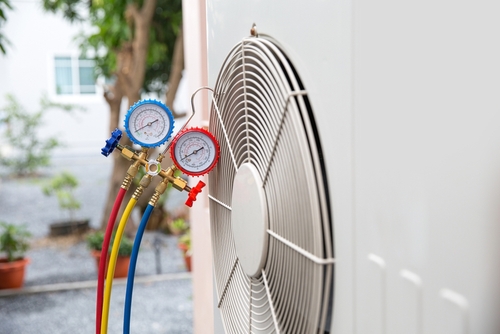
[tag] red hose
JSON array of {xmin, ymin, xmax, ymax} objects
[{"xmin": 96, "ymin": 187, "xmax": 127, "ymax": 334}]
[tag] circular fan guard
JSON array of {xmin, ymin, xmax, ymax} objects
[{"xmin": 208, "ymin": 37, "xmax": 334, "ymax": 333}]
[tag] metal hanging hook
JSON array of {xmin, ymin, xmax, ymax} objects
[
  {"xmin": 161, "ymin": 86, "xmax": 214, "ymax": 156},
  {"xmin": 189, "ymin": 86, "xmax": 215, "ymax": 127}
]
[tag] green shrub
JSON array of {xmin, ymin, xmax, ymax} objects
[
  {"xmin": 0, "ymin": 94, "xmax": 61, "ymax": 176},
  {"xmin": 86, "ymin": 230, "xmax": 105, "ymax": 251},
  {"xmin": 171, "ymin": 218, "xmax": 188, "ymax": 233},
  {"xmin": 178, "ymin": 231, "xmax": 191, "ymax": 251},
  {"xmin": 42, "ymin": 171, "xmax": 81, "ymax": 222},
  {"xmin": 0, "ymin": 222, "xmax": 31, "ymax": 262},
  {"xmin": 86, "ymin": 230, "xmax": 133, "ymax": 257},
  {"xmin": 118, "ymin": 236, "xmax": 133, "ymax": 257}
]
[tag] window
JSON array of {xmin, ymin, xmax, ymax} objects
[{"xmin": 54, "ymin": 56, "xmax": 96, "ymax": 95}]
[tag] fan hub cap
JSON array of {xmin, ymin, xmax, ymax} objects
[{"xmin": 231, "ymin": 163, "xmax": 269, "ymax": 277}]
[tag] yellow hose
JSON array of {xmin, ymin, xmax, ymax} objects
[{"xmin": 100, "ymin": 197, "xmax": 137, "ymax": 334}]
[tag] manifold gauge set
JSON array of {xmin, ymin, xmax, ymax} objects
[
  {"xmin": 120, "ymin": 99, "xmax": 220, "ymax": 177},
  {"xmin": 95, "ymin": 98, "xmax": 219, "ymax": 334}
]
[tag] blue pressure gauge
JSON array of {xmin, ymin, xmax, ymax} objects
[{"xmin": 124, "ymin": 100, "xmax": 174, "ymax": 148}]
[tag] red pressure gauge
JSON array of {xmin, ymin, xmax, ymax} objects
[{"xmin": 170, "ymin": 127, "xmax": 220, "ymax": 176}]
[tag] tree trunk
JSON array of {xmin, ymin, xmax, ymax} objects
[
  {"xmin": 122, "ymin": 0, "xmax": 156, "ymax": 103},
  {"xmin": 100, "ymin": 64, "xmax": 128, "ymax": 230},
  {"xmin": 100, "ymin": 0, "xmax": 165, "ymax": 234}
]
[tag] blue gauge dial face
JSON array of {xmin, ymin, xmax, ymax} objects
[{"xmin": 125, "ymin": 101, "xmax": 174, "ymax": 147}]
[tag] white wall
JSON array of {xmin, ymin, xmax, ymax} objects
[{"xmin": 0, "ymin": 1, "xmax": 109, "ymax": 157}]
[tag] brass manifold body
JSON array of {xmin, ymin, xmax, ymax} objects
[{"xmin": 117, "ymin": 145, "xmax": 192, "ymax": 207}]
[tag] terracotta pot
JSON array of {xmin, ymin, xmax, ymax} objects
[
  {"xmin": 178, "ymin": 244, "xmax": 192, "ymax": 272},
  {"xmin": 184, "ymin": 254, "xmax": 192, "ymax": 272},
  {"xmin": 91, "ymin": 250, "xmax": 130, "ymax": 278},
  {"xmin": 0, "ymin": 257, "xmax": 30, "ymax": 289},
  {"xmin": 178, "ymin": 243, "xmax": 189, "ymax": 253}
]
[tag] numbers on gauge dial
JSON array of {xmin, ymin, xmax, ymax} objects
[
  {"xmin": 125, "ymin": 101, "xmax": 174, "ymax": 147},
  {"xmin": 171, "ymin": 128, "xmax": 219, "ymax": 176}
]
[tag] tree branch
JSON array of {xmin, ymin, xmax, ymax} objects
[
  {"xmin": 129, "ymin": 0, "xmax": 157, "ymax": 96},
  {"xmin": 166, "ymin": 28, "xmax": 185, "ymax": 118},
  {"xmin": 125, "ymin": 3, "xmax": 139, "ymax": 23},
  {"xmin": 116, "ymin": 42, "xmax": 136, "ymax": 103},
  {"xmin": 139, "ymin": 0, "xmax": 156, "ymax": 19}
]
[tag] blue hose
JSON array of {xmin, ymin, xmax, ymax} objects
[{"xmin": 123, "ymin": 204, "xmax": 154, "ymax": 334}]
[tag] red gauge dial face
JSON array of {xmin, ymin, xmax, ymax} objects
[{"xmin": 171, "ymin": 128, "xmax": 220, "ymax": 176}]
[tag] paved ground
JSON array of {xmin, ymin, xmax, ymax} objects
[
  {"xmin": 0, "ymin": 279, "xmax": 192, "ymax": 334},
  {"xmin": 0, "ymin": 154, "xmax": 193, "ymax": 333}
]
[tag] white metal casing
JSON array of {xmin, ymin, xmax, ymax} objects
[{"xmin": 206, "ymin": 0, "xmax": 500, "ymax": 333}]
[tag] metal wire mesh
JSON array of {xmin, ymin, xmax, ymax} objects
[{"xmin": 209, "ymin": 36, "xmax": 334, "ymax": 334}]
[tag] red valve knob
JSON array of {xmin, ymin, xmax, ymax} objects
[{"xmin": 185, "ymin": 181, "xmax": 206, "ymax": 207}]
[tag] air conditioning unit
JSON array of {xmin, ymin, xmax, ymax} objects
[{"xmin": 205, "ymin": 1, "xmax": 500, "ymax": 333}]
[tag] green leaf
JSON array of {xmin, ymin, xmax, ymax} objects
[
  {"xmin": 0, "ymin": 222, "xmax": 31, "ymax": 262},
  {"xmin": 41, "ymin": 0, "xmax": 182, "ymax": 94},
  {"xmin": 0, "ymin": 94, "xmax": 64, "ymax": 175},
  {"xmin": 42, "ymin": 171, "xmax": 81, "ymax": 220},
  {"xmin": 86, "ymin": 230, "xmax": 133, "ymax": 256}
]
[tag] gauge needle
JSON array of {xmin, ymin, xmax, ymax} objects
[
  {"xmin": 181, "ymin": 147, "xmax": 205, "ymax": 161},
  {"xmin": 135, "ymin": 119, "xmax": 159, "ymax": 132}
]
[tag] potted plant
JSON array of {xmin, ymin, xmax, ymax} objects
[
  {"xmin": 0, "ymin": 94, "xmax": 62, "ymax": 177},
  {"xmin": 167, "ymin": 217, "xmax": 189, "ymax": 236},
  {"xmin": 0, "ymin": 222, "xmax": 31, "ymax": 289},
  {"xmin": 178, "ymin": 231, "xmax": 192, "ymax": 272},
  {"xmin": 86, "ymin": 230, "xmax": 133, "ymax": 278},
  {"xmin": 42, "ymin": 171, "xmax": 90, "ymax": 236}
]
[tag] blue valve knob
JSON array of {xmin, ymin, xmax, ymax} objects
[{"xmin": 101, "ymin": 128, "xmax": 123, "ymax": 157}]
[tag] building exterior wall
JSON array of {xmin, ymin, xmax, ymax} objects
[{"xmin": 0, "ymin": 2, "xmax": 109, "ymax": 157}]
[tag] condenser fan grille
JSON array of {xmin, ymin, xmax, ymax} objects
[{"xmin": 208, "ymin": 36, "xmax": 334, "ymax": 333}]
